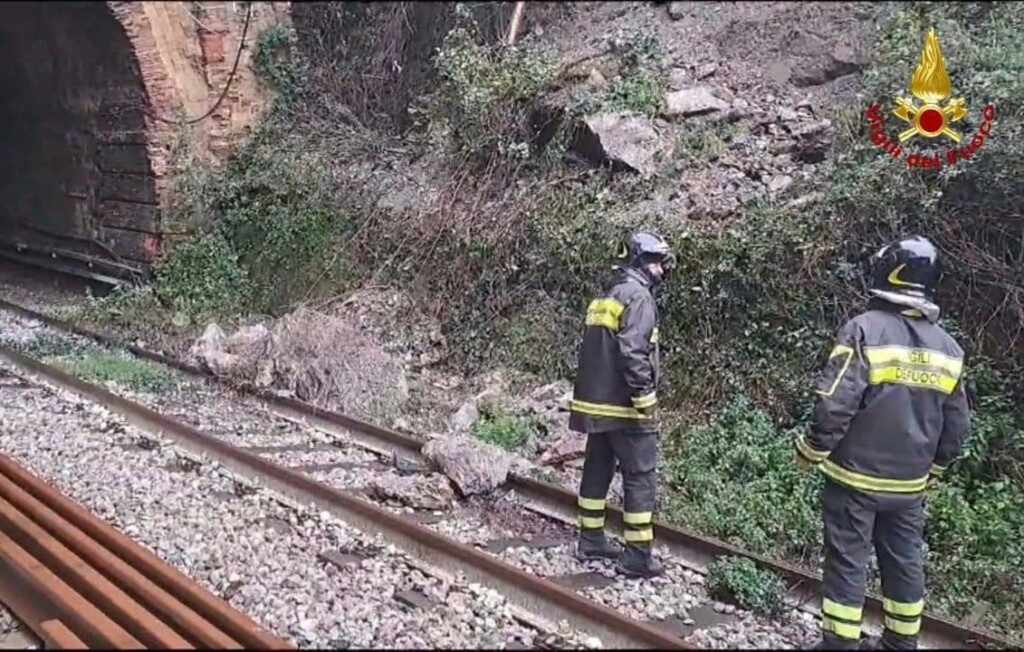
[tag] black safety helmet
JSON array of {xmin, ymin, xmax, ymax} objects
[
  {"xmin": 617, "ymin": 230, "xmax": 676, "ymax": 280},
  {"xmin": 868, "ymin": 235, "xmax": 943, "ymax": 301}
]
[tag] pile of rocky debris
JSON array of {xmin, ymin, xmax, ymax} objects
[
  {"xmin": 566, "ymin": 68, "xmax": 837, "ymax": 221},
  {"xmin": 367, "ymin": 375, "xmax": 585, "ymax": 510},
  {"xmin": 529, "ymin": 0, "xmax": 878, "ymax": 222},
  {"xmin": 188, "ymin": 306, "xmax": 409, "ymax": 419},
  {"xmin": 446, "ymin": 373, "xmax": 585, "ymax": 470}
]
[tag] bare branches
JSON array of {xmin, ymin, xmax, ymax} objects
[{"xmin": 505, "ymin": 2, "xmax": 527, "ymax": 46}]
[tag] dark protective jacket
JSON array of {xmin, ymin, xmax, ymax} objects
[
  {"xmin": 569, "ymin": 266, "xmax": 660, "ymax": 434},
  {"xmin": 796, "ymin": 298, "xmax": 971, "ymax": 494}
]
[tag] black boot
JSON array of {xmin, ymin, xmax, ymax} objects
[
  {"xmin": 812, "ymin": 633, "xmax": 865, "ymax": 650},
  {"xmin": 878, "ymin": 632, "xmax": 917, "ymax": 651},
  {"xmin": 615, "ymin": 542, "xmax": 664, "ymax": 578},
  {"xmin": 575, "ymin": 529, "xmax": 622, "ymax": 561}
]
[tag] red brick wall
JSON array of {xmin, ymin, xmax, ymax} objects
[{"xmin": 103, "ymin": 2, "xmax": 291, "ymax": 261}]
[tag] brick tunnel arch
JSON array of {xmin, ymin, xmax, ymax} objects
[{"xmin": 0, "ymin": 1, "xmax": 160, "ymax": 276}]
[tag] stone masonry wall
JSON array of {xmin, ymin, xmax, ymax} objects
[
  {"xmin": 0, "ymin": 2, "xmax": 290, "ymax": 270},
  {"xmin": 109, "ymin": 1, "xmax": 292, "ymax": 242}
]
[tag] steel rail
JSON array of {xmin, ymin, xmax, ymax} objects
[
  {"xmin": 0, "ymin": 467, "xmax": 244, "ymax": 649},
  {"xmin": 0, "ymin": 298, "xmax": 1016, "ymax": 650},
  {"xmin": 0, "ymin": 454, "xmax": 290, "ymax": 650},
  {"xmin": 0, "ymin": 345, "xmax": 691, "ymax": 650}
]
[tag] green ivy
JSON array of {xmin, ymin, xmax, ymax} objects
[
  {"xmin": 663, "ymin": 396, "xmax": 824, "ymax": 562},
  {"xmin": 422, "ymin": 23, "xmax": 558, "ymax": 167},
  {"xmin": 472, "ymin": 412, "xmax": 538, "ymax": 452},
  {"xmin": 706, "ymin": 556, "xmax": 788, "ymax": 616},
  {"xmin": 153, "ymin": 232, "xmax": 252, "ymax": 321},
  {"xmin": 252, "ymin": 24, "xmax": 304, "ymax": 102}
]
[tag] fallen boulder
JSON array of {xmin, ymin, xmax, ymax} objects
[
  {"xmin": 271, "ymin": 306, "xmax": 408, "ymax": 415},
  {"xmin": 663, "ymin": 87, "xmax": 729, "ymax": 118},
  {"xmin": 539, "ymin": 432, "xmax": 588, "ymax": 466},
  {"xmin": 790, "ymin": 40, "xmax": 868, "ymax": 87},
  {"xmin": 189, "ymin": 307, "xmax": 408, "ymax": 419},
  {"xmin": 575, "ymin": 112, "xmax": 672, "ymax": 177},
  {"xmin": 366, "ymin": 473, "xmax": 455, "ymax": 510},
  {"xmin": 223, "ymin": 323, "xmax": 274, "ymax": 383},
  {"xmin": 190, "ymin": 323, "xmax": 225, "ymax": 363},
  {"xmin": 190, "ymin": 323, "xmax": 241, "ymax": 376},
  {"xmin": 226, "ymin": 323, "xmax": 272, "ymax": 353},
  {"xmin": 422, "ymin": 436, "xmax": 512, "ymax": 496},
  {"xmin": 448, "ymin": 400, "xmax": 480, "ymax": 436}
]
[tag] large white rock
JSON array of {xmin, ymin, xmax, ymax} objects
[
  {"xmin": 663, "ymin": 86, "xmax": 729, "ymax": 118},
  {"xmin": 422, "ymin": 436, "xmax": 512, "ymax": 496}
]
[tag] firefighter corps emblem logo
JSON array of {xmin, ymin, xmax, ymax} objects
[{"xmin": 865, "ymin": 28, "xmax": 995, "ymax": 168}]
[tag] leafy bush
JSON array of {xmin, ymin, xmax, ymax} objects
[
  {"xmin": 605, "ymin": 69, "xmax": 663, "ymax": 117},
  {"xmin": 706, "ymin": 556, "xmax": 788, "ymax": 616},
  {"xmin": 952, "ymin": 359, "xmax": 1024, "ymax": 487},
  {"xmin": 252, "ymin": 24, "xmax": 303, "ymax": 97},
  {"xmin": 423, "ymin": 23, "xmax": 557, "ymax": 167},
  {"xmin": 472, "ymin": 409, "xmax": 538, "ymax": 452},
  {"xmin": 925, "ymin": 480, "xmax": 1024, "ymax": 629},
  {"xmin": 601, "ymin": 29, "xmax": 665, "ymax": 117},
  {"xmin": 154, "ymin": 119, "xmax": 363, "ymax": 319},
  {"xmin": 663, "ymin": 396, "xmax": 823, "ymax": 562},
  {"xmin": 153, "ymin": 231, "xmax": 252, "ymax": 321}
]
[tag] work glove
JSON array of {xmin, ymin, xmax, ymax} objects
[
  {"xmin": 794, "ymin": 451, "xmax": 814, "ymax": 471},
  {"xmin": 635, "ymin": 404, "xmax": 657, "ymax": 419},
  {"xmin": 632, "ymin": 391, "xmax": 658, "ymax": 419}
]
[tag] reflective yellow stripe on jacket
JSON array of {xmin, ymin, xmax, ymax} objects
[
  {"xmin": 570, "ymin": 399, "xmax": 653, "ymax": 420},
  {"xmin": 631, "ymin": 392, "xmax": 657, "ymax": 409},
  {"xmin": 863, "ymin": 345, "xmax": 963, "ymax": 395},
  {"xmin": 820, "ymin": 460, "xmax": 928, "ymax": 494},
  {"xmin": 585, "ymin": 298, "xmax": 625, "ymax": 331}
]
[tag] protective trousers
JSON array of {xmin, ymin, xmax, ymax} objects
[
  {"xmin": 820, "ymin": 479, "xmax": 926, "ymax": 651},
  {"xmin": 577, "ymin": 430, "xmax": 657, "ymax": 547}
]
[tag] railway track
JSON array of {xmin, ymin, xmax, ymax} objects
[
  {"xmin": 0, "ymin": 453, "xmax": 291, "ymax": 650},
  {"xmin": 0, "ymin": 340, "xmax": 691, "ymax": 649},
  {"xmin": 0, "ymin": 297, "xmax": 1017, "ymax": 650}
]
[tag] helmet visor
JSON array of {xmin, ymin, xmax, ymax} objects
[{"xmin": 662, "ymin": 251, "xmax": 677, "ymax": 277}]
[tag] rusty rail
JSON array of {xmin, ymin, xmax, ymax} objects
[
  {"xmin": 0, "ymin": 454, "xmax": 291, "ymax": 650},
  {"xmin": 0, "ymin": 345, "xmax": 691, "ymax": 650},
  {"xmin": 0, "ymin": 297, "xmax": 1018, "ymax": 650}
]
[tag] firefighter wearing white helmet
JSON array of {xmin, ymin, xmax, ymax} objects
[{"xmin": 568, "ymin": 230, "xmax": 676, "ymax": 578}]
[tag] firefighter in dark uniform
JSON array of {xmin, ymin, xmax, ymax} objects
[
  {"xmin": 569, "ymin": 231, "xmax": 676, "ymax": 579},
  {"xmin": 795, "ymin": 236, "xmax": 971, "ymax": 650}
]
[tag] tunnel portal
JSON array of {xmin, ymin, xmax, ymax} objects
[{"xmin": 0, "ymin": 1, "xmax": 159, "ymax": 276}]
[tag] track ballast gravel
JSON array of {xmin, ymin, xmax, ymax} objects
[{"xmin": 0, "ymin": 307, "xmax": 820, "ymax": 649}]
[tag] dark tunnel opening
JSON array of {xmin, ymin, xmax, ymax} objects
[{"xmin": 0, "ymin": 1, "xmax": 159, "ymax": 278}]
